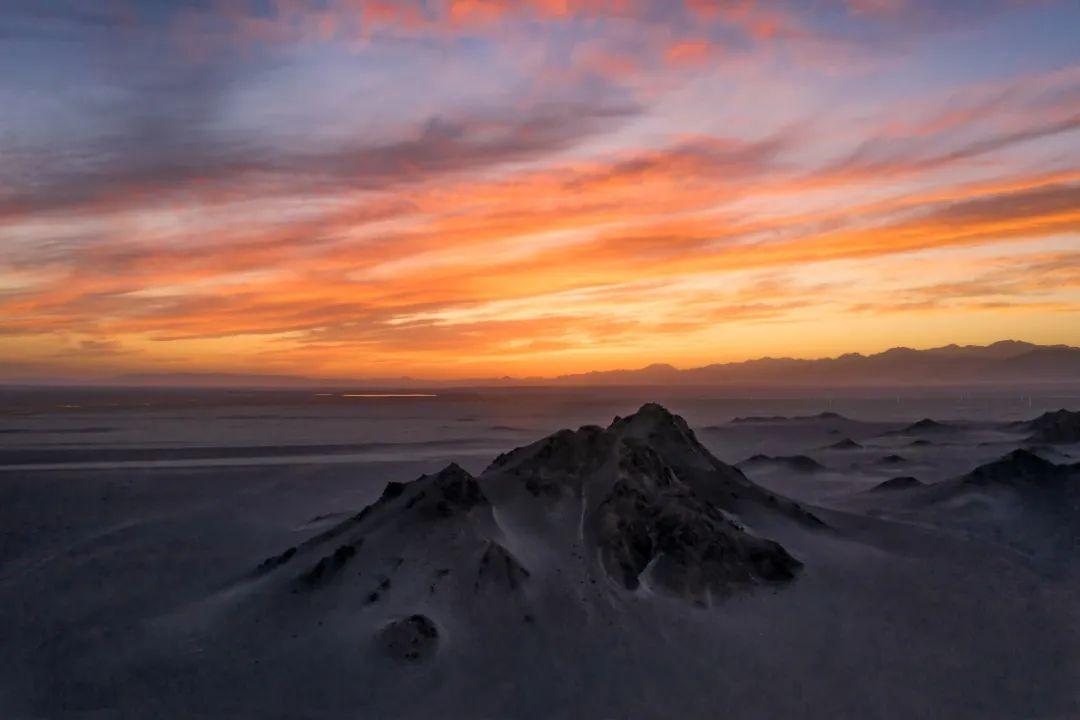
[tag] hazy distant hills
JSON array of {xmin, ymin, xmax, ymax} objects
[
  {"xmin": 102, "ymin": 340, "xmax": 1080, "ymax": 388},
  {"xmin": 550, "ymin": 341, "xmax": 1080, "ymax": 387}
]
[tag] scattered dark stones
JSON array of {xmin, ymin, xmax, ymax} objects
[
  {"xmin": 429, "ymin": 568, "xmax": 451, "ymax": 594},
  {"xmin": 378, "ymin": 615, "xmax": 439, "ymax": 662}
]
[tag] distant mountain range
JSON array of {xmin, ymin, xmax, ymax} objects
[
  {"xmin": 99, "ymin": 340, "xmax": 1080, "ymax": 389},
  {"xmin": 548, "ymin": 341, "xmax": 1080, "ymax": 387}
]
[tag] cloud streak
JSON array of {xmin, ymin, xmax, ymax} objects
[{"xmin": 0, "ymin": 0, "xmax": 1078, "ymax": 378}]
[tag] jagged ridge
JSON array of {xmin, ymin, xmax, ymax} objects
[{"xmin": 253, "ymin": 403, "xmax": 819, "ymax": 613}]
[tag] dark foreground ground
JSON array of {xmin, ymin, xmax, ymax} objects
[{"xmin": 1, "ymin": 387, "xmax": 1078, "ymax": 719}]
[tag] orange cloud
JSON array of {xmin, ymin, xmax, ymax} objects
[
  {"xmin": 3, "ymin": 4, "xmax": 1078, "ymax": 379},
  {"xmin": 665, "ymin": 39, "xmax": 716, "ymax": 66}
]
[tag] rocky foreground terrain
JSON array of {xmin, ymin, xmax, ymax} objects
[
  {"xmin": 2, "ymin": 403, "xmax": 1079, "ymax": 719},
  {"xmin": 222, "ymin": 404, "xmax": 1079, "ymax": 718}
]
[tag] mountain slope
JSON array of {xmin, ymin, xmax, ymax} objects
[
  {"xmin": 255, "ymin": 404, "xmax": 813, "ymax": 611},
  {"xmin": 864, "ymin": 449, "xmax": 1080, "ymax": 572}
]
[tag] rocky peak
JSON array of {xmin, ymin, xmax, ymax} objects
[
  {"xmin": 905, "ymin": 418, "xmax": 951, "ymax": 433},
  {"xmin": 254, "ymin": 402, "xmax": 819, "ymax": 609},
  {"xmin": 486, "ymin": 424, "xmax": 611, "ymax": 477},
  {"xmin": 610, "ymin": 403, "xmax": 697, "ymax": 442},
  {"xmin": 963, "ymin": 449, "xmax": 1064, "ymax": 487},
  {"xmin": 871, "ymin": 476, "xmax": 924, "ymax": 492},
  {"xmin": 429, "ymin": 463, "xmax": 487, "ymax": 506},
  {"xmin": 1025, "ymin": 409, "xmax": 1080, "ymax": 444}
]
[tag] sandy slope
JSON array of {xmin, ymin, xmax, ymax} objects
[{"xmin": 1, "ymin": 403, "xmax": 1078, "ymax": 719}]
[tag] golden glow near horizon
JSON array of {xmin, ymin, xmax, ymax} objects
[{"xmin": 0, "ymin": 1, "xmax": 1078, "ymax": 381}]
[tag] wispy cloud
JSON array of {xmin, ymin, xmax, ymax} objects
[{"xmin": 0, "ymin": 0, "xmax": 1077, "ymax": 378}]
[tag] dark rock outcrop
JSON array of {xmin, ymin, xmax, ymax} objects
[
  {"xmin": 607, "ymin": 404, "xmax": 824, "ymax": 527},
  {"xmin": 593, "ymin": 441, "xmax": 801, "ymax": 602},
  {"xmin": 300, "ymin": 542, "xmax": 360, "ymax": 587},
  {"xmin": 378, "ymin": 615, "xmax": 439, "ymax": 662},
  {"xmin": 475, "ymin": 541, "xmax": 530, "ymax": 593},
  {"xmin": 256, "ymin": 546, "xmax": 297, "ymax": 573}
]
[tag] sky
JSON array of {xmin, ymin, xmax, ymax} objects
[{"xmin": 0, "ymin": 0, "xmax": 1078, "ymax": 381}]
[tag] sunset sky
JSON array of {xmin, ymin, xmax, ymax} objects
[{"xmin": 1, "ymin": 0, "xmax": 1078, "ymax": 381}]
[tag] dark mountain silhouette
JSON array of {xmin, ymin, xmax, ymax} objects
[
  {"xmin": 731, "ymin": 411, "xmax": 851, "ymax": 424},
  {"xmin": 1021, "ymin": 409, "xmax": 1080, "ymax": 444},
  {"xmin": 883, "ymin": 418, "xmax": 959, "ymax": 438},
  {"xmin": 958, "ymin": 449, "xmax": 1078, "ymax": 489},
  {"xmin": 870, "ymin": 476, "xmax": 924, "ymax": 492},
  {"xmin": 50, "ymin": 340, "xmax": 1079, "ymax": 389},
  {"xmin": 877, "ymin": 454, "xmax": 908, "ymax": 466},
  {"xmin": 738, "ymin": 454, "xmax": 827, "ymax": 473},
  {"xmin": 884, "ymin": 449, "xmax": 1080, "ymax": 499},
  {"xmin": 549, "ymin": 341, "xmax": 1080, "ymax": 388},
  {"xmin": 866, "ymin": 449, "xmax": 1080, "ymax": 570},
  {"xmin": 905, "ymin": 419, "xmax": 953, "ymax": 433}
]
